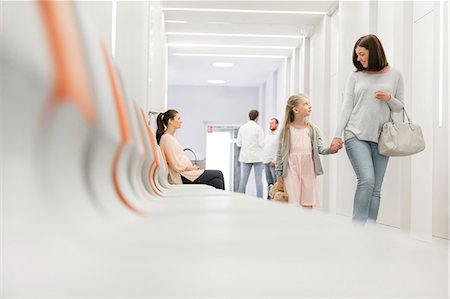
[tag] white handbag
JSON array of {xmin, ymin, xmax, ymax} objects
[{"xmin": 378, "ymin": 108, "xmax": 425, "ymax": 157}]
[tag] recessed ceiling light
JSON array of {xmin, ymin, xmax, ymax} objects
[
  {"xmin": 172, "ymin": 53, "xmax": 286, "ymax": 59},
  {"xmin": 166, "ymin": 32, "xmax": 303, "ymax": 38},
  {"xmin": 212, "ymin": 62, "xmax": 234, "ymax": 68},
  {"xmin": 165, "ymin": 20, "xmax": 188, "ymax": 24},
  {"xmin": 168, "ymin": 43, "xmax": 294, "ymax": 50},
  {"xmin": 162, "ymin": 8, "xmax": 327, "ymax": 15},
  {"xmin": 208, "ymin": 80, "xmax": 226, "ymax": 84}
]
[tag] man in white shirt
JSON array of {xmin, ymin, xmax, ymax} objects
[
  {"xmin": 263, "ymin": 117, "xmax": 279, "ymax": 198},
  {"xmin": 236, "ymin": 109, "xmax": 264, "ymax": 198}
]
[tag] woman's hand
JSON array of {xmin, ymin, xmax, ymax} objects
[
  {"xmin": 186, "ymin": 165, "xmax": 200, "ymax": 171},
  {"xmin": 374, "ymin": 90, "xmax": 391, "ymax": 102},
  {"xmin": 330, "ymin": 137, "xmax": 343, "ymax": 153}
]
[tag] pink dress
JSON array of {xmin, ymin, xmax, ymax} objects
[{"xmin": 284, "ymin": 126, "xmax": 319, "ymax": 207}]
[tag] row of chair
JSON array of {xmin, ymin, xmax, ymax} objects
[{"xmin": 2, "ymin": 0, "xmax": 244, "ymax": 222}]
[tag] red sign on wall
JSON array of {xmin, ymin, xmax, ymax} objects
[{"xmin": 207, "ymin": 125, "xmax": 213, "ymax": 133}]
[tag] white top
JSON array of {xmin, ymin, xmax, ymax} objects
[
  {"xmin": 334, "ymin": 67, "xmax": 404, "ymax": 142},
  {"xmin": 236, "ymin": 120, "xmax": 265, "ymax": 163},
  {"xmin": 159, "ymin": 134, "xmax": 204, "ymax": 184},
  {"xmin": 262, "ymin": 129, "xmax": 279, "ymax": 163}
]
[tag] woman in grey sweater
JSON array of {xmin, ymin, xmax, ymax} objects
[{"xmin": 331, "ymin": 34, "xmax": 404, "ymax": 223}]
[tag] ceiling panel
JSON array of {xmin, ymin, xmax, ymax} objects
[
  {"xmin": 168, "ymin": 55, "xmax": 284, "ymax": 87},
  {"xmin": 163, "ymin": 0, "xmax": 338, "ymax": 87},
  {"xmin": 163, "ymin": 10, "xmax": 325, "ymax": 26},
  {"xmin": 161, "ymin": 1, "xmax": 337, "ymax": 13},
  {"xmin": 166, "ymin": 35, "xmax": 304, "ymax": 48}
]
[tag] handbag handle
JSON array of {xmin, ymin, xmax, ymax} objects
[{"xmin": 389, "ymin": 108, "xmax": 411, "ymax": 124}]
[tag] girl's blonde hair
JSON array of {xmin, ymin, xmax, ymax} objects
[{"xmin": 279, "ymin": 93, "xmax": 315, "ymax": 159}]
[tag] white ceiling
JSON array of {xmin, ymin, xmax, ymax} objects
[{"xmin": 163, "ymin": 1, "xmax": 338, "ymax": 87}]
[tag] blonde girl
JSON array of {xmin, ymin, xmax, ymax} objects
[{"xmin": 275, "ymin": 94, "xmax": 334, "ymax": 207}]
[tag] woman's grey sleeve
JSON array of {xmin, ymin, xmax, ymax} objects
[
  {"xmin": 387, "ymin": 72, "xmax": 405, "ymax": 112},
  {"xmin": 334, "ymin": 73, "xmax": 356, "ymax": 138}
]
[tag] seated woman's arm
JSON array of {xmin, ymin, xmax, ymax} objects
[{"xmin": 160, "ymin": 136, "xmax": 197, "ymax": 173}]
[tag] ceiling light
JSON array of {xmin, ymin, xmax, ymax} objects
[
  {"xmin": 165, "ymin": 20, "xmax": 188, "ymax": 24},
  {"xmin": 162, "ymin": 8, "xmax": 327, "ymax": 15},
  {"xmin": 170, "ymin": 53, "xmax": 286, "ymax": 58},
  {"xmin": 208, "ymin": 80, "xmax": 226, "ymax": 84},
  {"xmin": 172, "ymin": 53, "xmax": 286, "ymax": 59},
  {"xmin": 166, "ymin": 32, "xmax": 303, "ymax": 38},
  {"xmin": 212, "ymin": 62, "xmax": 234, "ymax": 67},
  {"xmin": 168, "ymin": 43, "xmax": 295, "ymax": 50}
]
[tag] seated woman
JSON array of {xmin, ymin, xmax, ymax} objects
[{"xmin": 156, "ymin": 109, "xmax": 225, "ymax": 190}]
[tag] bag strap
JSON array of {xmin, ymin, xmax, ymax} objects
[{"xmin": 389, "ymin": 107, "xmax": 412, "ymax": 123}]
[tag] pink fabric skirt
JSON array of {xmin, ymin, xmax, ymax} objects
[{"xmin": 284, "ymin": 153, "xmax": 319, "ymax": 207}]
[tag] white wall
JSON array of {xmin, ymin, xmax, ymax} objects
[
  {"xmin": 309, "ymin": 15, "xmax": 332, "ymax": 212},
  {"xmin": 328, "ymin": 10, "xmax": 340, "ymax": 215},
  {"xmin": 148, "ymin": 0, "xmax": 168, "ymax": 114},
  {"xmin": 432, "ymin": 0, "xmax": 448, "ymax": 240},
  {"xmin": 276, "ymin": 59, "xmax": 288, "ymax": 121},
  {"xmin": 167, "ymin": 85, "xmax": 259, "ymax": 160},
  {"xmin": 115, "ymin": 1, "xmax": 150, "ymax": 110},
  {"xmin": 77, "ymin": 1, "xmax": 166, "ymax": 115},
  {"xmin": 262, "ymin": 72, "xmax": 275, "ymax": 128}
]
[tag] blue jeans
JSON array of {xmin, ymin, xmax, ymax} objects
[
  {"xmin": 238, "ymin": 162, "xmax": 263, "ymax": 198},
  {"xmin": 345, "ymin": 138, "xmax": 389, "ymax": 223},
  {"xmin": 264, "ymin": 163, "xmax": 276, "ymax": 186}
]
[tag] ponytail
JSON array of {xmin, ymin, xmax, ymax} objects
[
  {"xmin": 156, "ymin": 113, "xmax": 165, "ymax": 144},
  {"xmin": 155, "ymin": 109, "xmax": 179, "ymax": 144}
]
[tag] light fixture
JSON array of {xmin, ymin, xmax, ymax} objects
[
  {"xmin": 172, "ymin": 53, "xmax": 286, "ymax": 59},
  {"xmin": 161, "ymin": 8, "xmax": 327, "ymax": 15},
  {"xmin": 166, "ymin": 32, "xmax": 304, "ymax": 39},
  {"xmin": 212, "ymin": 62, "xmax": 234, "ymax": 68},
  {"xmin": 165, "ymin": 20, "xmax": 188, "ymax": 24},
  {"xmin": 208, "ymin": 80, "xmax": 226, "ymax": 84},
  {"xmin": 168, "ymin": 43, "xmax": 294, "ymax": 50},
  {"xmin": 166, "ymin": 32, "xmax": 305, "ymax": 38}
]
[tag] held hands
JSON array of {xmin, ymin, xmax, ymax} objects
[
  {"xmin": 374, "ymin": 90, "xmax": 391, "ymax": 102},
  {"xmin": 330, "ymin": 137, "xmax": 343, "ymax": 154}
]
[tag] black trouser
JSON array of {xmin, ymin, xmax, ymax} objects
[{"xmin": 181, "ymin": 170, "xmax": 225, "ymax": 190}]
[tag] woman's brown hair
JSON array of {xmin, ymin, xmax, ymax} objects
[{"xmin": 352, "ymin": 34, "xmax": 389, "ymax": 72}]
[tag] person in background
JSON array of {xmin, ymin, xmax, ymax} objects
[
  {"xmin": 237, "ymin": 109, "xmax": 265, "ymax": 198},
  {"xmin": 263, "ymin": 117, "xmax": 279, "ymax": 199},
  {"xmin": 276, "ymin": 94, "xmax": 336, "ymax": 208},
  {"xmin": 156, "ymin": 109, "xmax": 225, "ymax": 190},
  {"xmin": 331, "ymin": 34, "xmax": 404, "ymax": 224}
]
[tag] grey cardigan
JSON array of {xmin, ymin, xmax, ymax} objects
[{"xmin": 275, "ymin": 125, "xmax": 331, "ymax": 180}]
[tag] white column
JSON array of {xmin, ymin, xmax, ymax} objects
[{"xmin": 410, "ymin": 2, "xmax": 436, "ymax": 242}]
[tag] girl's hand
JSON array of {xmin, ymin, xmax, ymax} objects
[
  {"xmin": 374, "ymin": 90, "xmax": 391, "ymax": 102},
  {"xmin": 330, "ymin": 137, "xmax": 343, "ymax": 153}
]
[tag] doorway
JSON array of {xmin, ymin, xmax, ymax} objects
[{"xmin": 205, "ymin": 125, "xmax": 240, "ymax": 192}]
